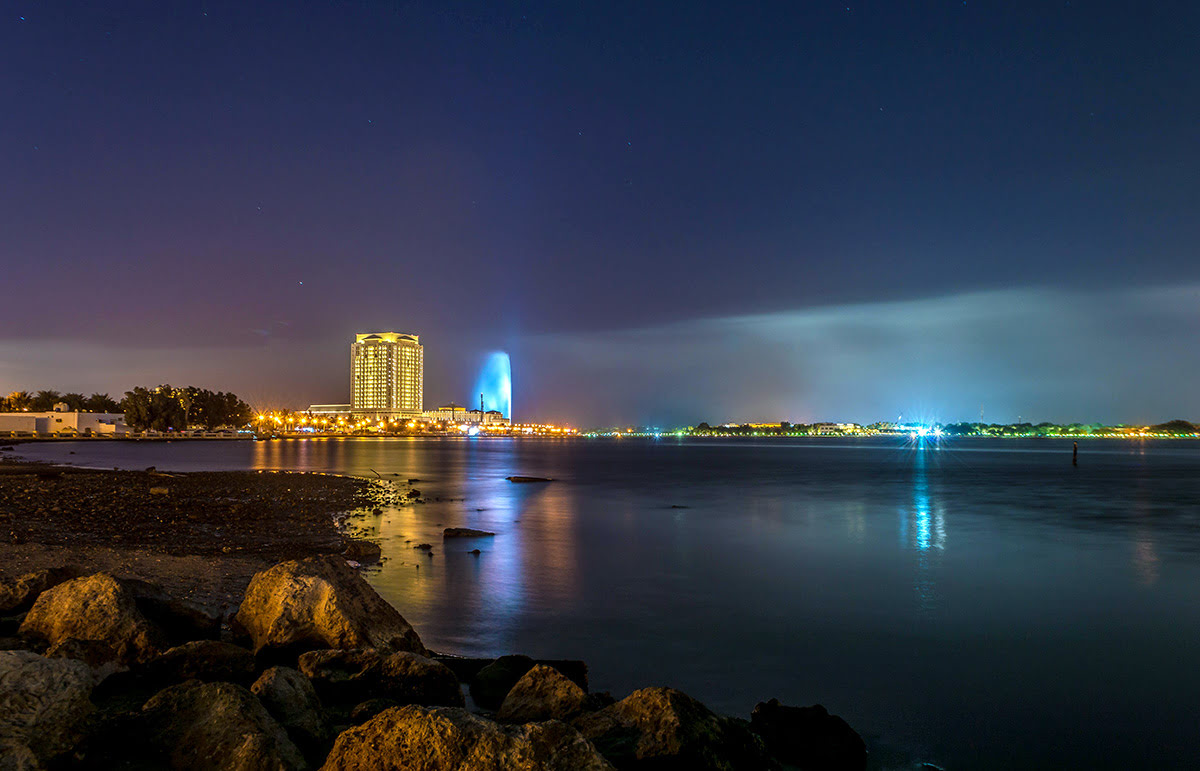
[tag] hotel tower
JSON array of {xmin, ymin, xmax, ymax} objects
[{"xmin": 350, "ymin": 332, "xmax": 424, "ymax": 420}]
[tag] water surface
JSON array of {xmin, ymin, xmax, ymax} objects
[{"xmin": 16, "ymin": 437, "xmax": 1200, "ymax": 769}]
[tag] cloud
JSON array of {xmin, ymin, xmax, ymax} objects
[
  {"xmin": 514, "ymin": 285, "xmax": 1200, "ymax": 427},
  {"xmin": 3, "ymin": 285, "xmax": 1197, "ymax": 427}
]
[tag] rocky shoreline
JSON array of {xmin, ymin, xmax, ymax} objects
[
  {"xmin": 0, "ymin": 459, "xmax": 873, "ymax": 770},
  {"xmin": 0, "ymin": 457, "xmax": 395, "ymax": 610}
]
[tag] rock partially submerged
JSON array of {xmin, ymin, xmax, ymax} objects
[
  {"xmin": 497, "ymin": 664, "xmax": 588, "ymax": 724},
  {"xmin": 140, "ymin": 680, "xmax": 306, "ymax": 770},
  {"xmin": 320, "ymin": 705, "xmax": 613, "ymax": 771},
  {"xmin": 469, "ymin": 654, "xmax": 535, "ymax": 711},
  {"xmin": 750, "ymin": 699, "xmax": 867, "ymax": 771},
  {"xmin": 341, "ymin": 539, "xmax": 381, "ymax": 564},
  {"xmin": 19, "ymin": 574, "xmax": 164, "ymax": 667},
  {"xmin": 574, "ymin": 687, "xmax": 776, "ymax": 771},
  {"xmin": 234, "ymin": 555, "xmax": 427, "ymax": 660},
  {"xmin": 298, "ymin": 648, "xmax": 463, "ymax": 707},
  {"xmin": 0, "ymin": 651, "xmax": 94, "ymax": 765},
  {"xmin": 443, "ymin": 528, "xmax": 496, "ymax": 538}
]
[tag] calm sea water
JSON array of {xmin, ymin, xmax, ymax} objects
[{"xmin": 14, "ymin": 437, "xmax": 1200, "ymax": 769}]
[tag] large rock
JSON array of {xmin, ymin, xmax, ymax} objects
[
  {"xmin": 749, "ymin": 699, "xmax": 867, "ymax": 771},
  {"xmin": 121, "ymin": 579, "xmax": 222, "ymax": 644},
  {"xmin": 144, "ymin": 640, "xmax": 258, "ymax": 686},
  {"xmin": 251, "ymin": 667, "xmax": 328, "ymax": 749},
  {"xmin": 0, "ymin": 567, "xmax": 83, "ymax": 615},
  {"xmin": 319, "ymin": 705, "xmax": 613, "ymax": 771},
  {"xmin": 341, "ymin": 540, "xmax": 382, "ymax": 564},
  {"xmin": 0, "ymin": 741, "xmax": 42, "ymax": 771},
  {"xmin": 140, "ymin": 680, "xmax": 306, "ymax": 770},
  {"xmin": 298, "ymin": 648, "xmax": 463, "ymax": 707},
  {"xmin": 0, "ymin": 651, "xmax": 95, "ymax": 764},
  {"xmin": 439, "ymin": 657, "xmax": 587, "ymax": 692},
  {"xmin": 18, "ymin": 574, "xmax": 163, "ymax": 666},
  {"xmin": 469, "ymin": 654, "xmax": 534, "ymax": 710},
  {"xmin": 497, "ymin": 664, "xmax": 588, "ymax": 724},
  {"xmin": 573, "ymin": 687, "xmax": 776, "ymax": 771},
  {"xmin": 234, "ymin": 556, "xmax": 426, "ymax": 660}
]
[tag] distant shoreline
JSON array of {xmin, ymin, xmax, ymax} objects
[{"xmin": 4, "ymin": 432, "xmax": 1198, "ymax": 448}]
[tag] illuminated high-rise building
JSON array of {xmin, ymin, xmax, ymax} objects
[{"xmin": 351, "ymin": 332, "xmax": 423, "ymax": 419}]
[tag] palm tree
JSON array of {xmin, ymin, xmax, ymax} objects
[
  {"xmin": 62, "ymin": 392, "xmax": 87, "ymax": 412},
  {"xmin": 86, "ymin": 393, "xmax": 120, "ymax": 413},
  {"xmin": 5, "ymin": 391, "xmax": 33, "ymax": 411},
  {"xmin": 32, "ymin": 390, "xmax": 62, "ymax": 411}
]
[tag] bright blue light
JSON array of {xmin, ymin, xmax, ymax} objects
[{"xmin": 473, "ymin": 351, "xmax": 512, "ymax": 418}]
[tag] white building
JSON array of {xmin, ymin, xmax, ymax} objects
[
  {"xmin": 350, "ymin": 332, "xmax": 423, "ymax": 420},
  {"xmin": 422, "ymin": 403, "xmax": 510, "ymax": 427},
  {"xmin": 0, "ymin": 407, "xmax": 128, "ymax": 436}
]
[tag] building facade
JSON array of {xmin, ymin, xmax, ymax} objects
[
  {"xmin": 421, "ymin": 403, "xmax": 510, "ymax": 427},
  {"xmin": 0, "ymin": 409, "xmax": 128, "ymax": 436},
  {"xmin": 351, "ymin": 332, "xmax": 423, "ymax": 419}
]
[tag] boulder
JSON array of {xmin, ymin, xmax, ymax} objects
[
  {"xmin": 140, "ymin": 680, "xmax": 306, "ymax": 770},
  {"xmin": 497, "ymin": 664, "xmax": 588, "ymax": 724},
  {"xmin": 45, "ymin": 638, "xmax": 127, "ymax": 680},
  {"xmin": 342, "ymin": 540, "xmax": 382, "ymax": 564},
  {"xmin": 442, "ymin": 528, "xmax": 496, "ymax": 538},
  {"xmin": 252, "ymin": 667, "xmax": 328, "ymax": 749},
  {"xmin": 0, "ymin": 741, "xmax": 41, "ymax": 771},
  {"xmin": 0, "ymin": 651, "xmax": 95, "ymax": 764},
  {"xmin": 18, "ymin": 574, "xmax": 163, "ymax": 666},
  {"xmin": 298, "ymin": 649, "xmax": 463, "ymax": 707},
  {"xmin": 439, "ymin": 657, "xmax": 587, "ymax": 695},
  {"xmin": 144, "ymin": 640, "xmax": 257, "ymax": 686},
  {"xmin": 749, "ymin": 700, "xmax": 867, "ymax": 771},
  {"xmin": 121, "ymin": 579, "xmax": 222, "ymax": 644},
  {"xmin": 233, "ymin": 556, "xmax": 426, "ymax": 660},
  {"xmin": 349, "ymin": 697, "xmax": 399, "ymax": 725},
  {"xmin": 573, "ymin": 687, "xmax": 776, "ymax": 771},
  {"xmin": 469, "ymin": 654, "xmax": 534, "ymax": 710},
  {"xmin": 319, "ymin": 705, "xmax": 613, "ymax": 771},
  {"xmin": 0, "ymin": 567, "xmax": 83, "ymax": 615}
]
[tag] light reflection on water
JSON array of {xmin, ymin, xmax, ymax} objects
[{"xmin": 12, "ymin": 436, "xmax": 1200, "ymax": 770}]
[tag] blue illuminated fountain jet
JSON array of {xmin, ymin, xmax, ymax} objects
[{"xmin": 474, "ymin": 352, "xmax": 512, "ymax": 418}]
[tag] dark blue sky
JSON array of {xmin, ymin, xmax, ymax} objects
[{"xmin": 2, "ymin": 2, "xmax": 1197, "ymax": 425}]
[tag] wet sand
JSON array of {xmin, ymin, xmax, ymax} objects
[{"xmin": 0, "ymin": 458, "xmax": 384, "ymax": 611}]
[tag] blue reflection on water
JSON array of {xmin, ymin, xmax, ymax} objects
[{"xmin": 904, "ymin": 444, "xmax": 947, "ymax": 613}]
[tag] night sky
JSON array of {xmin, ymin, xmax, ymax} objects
[{"xmin": 2, "ymin": 1, "xmax": 1197, "ymax": 426}]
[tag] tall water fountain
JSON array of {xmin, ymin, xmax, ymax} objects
[{"xmin": 473, "ymin": 352, "xmax": 512, "ymax": 418}]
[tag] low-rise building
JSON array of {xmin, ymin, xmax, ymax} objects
[
  {"xmin": 0, "ymin": 408, "xmax": 128, "ymax": 436},
  {"xmin": 421, "ymin": 403, "xmax": 510, "ymax": 427}
]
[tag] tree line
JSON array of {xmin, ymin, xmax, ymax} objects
[
  {"xmin": 2, "ymin": 386, "xmax": 254, "ymax": 431},
  {"xmin": 2, "ymin": 391, "xmax": 121, "ymax": 413},
  {"xmin": 120, "ymin": 386, "xmax": 254, "ymax": 431}
]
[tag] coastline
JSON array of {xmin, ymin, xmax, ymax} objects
[
  {"xmin": 0, "ymin": 454, "xmax": 874, "ymax": 771},
  {"xmin": 0, "ymin": 457, "xmax": 383, "ymax": 611}
]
